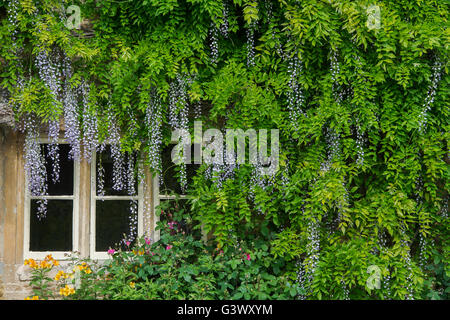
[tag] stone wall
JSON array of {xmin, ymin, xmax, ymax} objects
[
  {"xmin": 0, "ymin": 126, "xmax": 30, "ymax": 300},
  {"xmin": 0, "ymin": 125, "xmax": 5, "ymax": 299}
]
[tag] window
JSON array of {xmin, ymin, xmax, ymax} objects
[
  {"xmin": 153, "ymin": 145, "xmax": 199, "ymax": 239},
  {"xmin": 90, "ymin": 146, "xmax": 144, "ymax": 259},
  {"xmin": 24, "ymin": 142, "xmax": 146, "ymax": 261},
  {"xmin": 24, "ymin": 142, "xmax": 79, "ymax": 260}
]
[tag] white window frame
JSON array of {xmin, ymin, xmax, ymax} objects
[
  {"xmin": 89, "ymin": 150, "xmax": 144, "ymax": 260},
  {"xmin": 23, "ymin": 139, "xmax": 80, "ymax": 260}
]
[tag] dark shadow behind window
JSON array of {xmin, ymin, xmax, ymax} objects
[
  {"xmin": 95, "ymin": 200, "xmax": 137, "ymax": 251},
  {"xmin": 160, "ymin": 144, "xmax": 200, "ymax": 195},
  {"xmin": 44, "ymin": 144, "xmax": 74, "ymax": 195},
  {"xmin": 30, "ymin": 200, "xmax": 73, "ymax": 251}
]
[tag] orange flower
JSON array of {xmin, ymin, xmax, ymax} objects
[
  {"xmin": 59, "ymin": 285, "xmax": 75, "ymax": 297},
  {"xmin": 54, "ymin": 270, "xmax": 69, "ymax": 281},
  {"xmin": 39, "ymin": 260, "xmax": 52, "ymax": 269},
  {"xmin": 24, "ymin": 258, "xmax": 38, "ymax": 269}
]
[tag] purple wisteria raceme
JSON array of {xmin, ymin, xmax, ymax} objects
[
  {"xmin": 418, "ymin": 57, "xmax": 442, "ymax": 134},
  {"xmin": 80, "ymin": 80, "xmax": 98, "ymax": 163},
  {"xmin": 146, "ymin": 89, "xmax": 163, "ymax": 175},
  {"xmin": 330, "ymin": 49, "xmax": 344, "ymax": 103},
  {"xmin": 23, "ymin": 115, "xmax": 48, "ymax": 220},
  {"xmin": 320, "ymin": 127, "xmax": 341, "ymax": 172},
  {"xmin": 246, "ymin": 22, "xmax": 256, "ymax": 67},
  {"xmin": 301, "ymin": 216, "xmax": 320, "ymax": 296},
  {"xmin": 168, "ymin": 74, "xmax": 192, "ymax": 192},
  {"xmin": 286, "ymin": 52, "xmax": 306, "ymax": 126},
  {"xmin": 209, "ymin": 22, "xmax": 219, "ymax": 65},
  {"xmin": 62, "ymin": 55, "xmax": 82, "ymax": 161},
  {"xmin": 126, "ymin": 152, "xmax": 138, "ymax": 244},
  {"xmin": 7, "ymin": 0, "xmax": 20, "ymax": 41},
  {"xmin": 220, "ymin": 1, "xmax": 229, "ymax": 38},
  {"xmin": 400, "ymin": 229, "xmax": 415, "ymax": 300},
  {"xmin": 108, "ymin": 112, "xmax": 125, "ymax": 192},
  {"xmin": 35, "ymin": 47, "xmax": 62, "ymax": 184}
]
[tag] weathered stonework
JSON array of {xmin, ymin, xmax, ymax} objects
[
  {"xmin": 0, "ymin": 125, "xmax": 5, "ymax": 300},
  {"xmin": 0, "ymin": 124, "xmax": 28, "ymax": 300}
]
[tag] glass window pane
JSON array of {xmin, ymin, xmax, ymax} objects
[
  {"xmin": 29, "ymin": 200, "xmax": 73, "ymax": 251},
  {"xmin": 158, "ymin": 199, "xmax": 198, "ymax": 236},
  {"xmin": 160, "ymin": 145, "xmax": 199, "ymax": 195},
  {"xmin": 95, "ymin": 200, "xmax": 137, "ymax": 251},
  {"xmin": 43, "ymin": 144, "xmax": 74, "ymax": 196},
  {"xmin": 96, "ymin": 146, "xmax": 138, "ymax": 196}
]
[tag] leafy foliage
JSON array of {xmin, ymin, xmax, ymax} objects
[{"xmin": 2, "ymin": 0, "xmax": 449, "ymax": 299}]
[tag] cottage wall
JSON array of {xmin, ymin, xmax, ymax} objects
[{"xmin": 0, "ymin": 127, "xmax": 32, "ymax": 299}]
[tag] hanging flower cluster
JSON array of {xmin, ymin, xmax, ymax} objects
[
  {"xmin": 126, "ymin": 152, "xmax": 138, "ymax": 244},
  {"xmin": 7, "ymin": 0, "xmax": 20, "ymax": 41},
  {"xmin": 146, "ymin": 89, "xmax": 163, "ymax": 174},
  {"xmin": 35, "ymin": 47, "xmax": 62, "ymax": 184},
  {"xmin": 23, "ymin": 115, "xmax": 48, "ymax": 220},
  {"xmin": 302, "ymin": 217, "xmax": 320, "ymax": 296},
  {"xmin": 80, "ymin": 80, "xmax": 98, "ymax": 163},
  {"xmin": 96, "ymin": 152, "xmax": 106, "ymax": 198},
  {"xmin": 400, "ymin": 235, "xmax": 415, "ymax": 300},
  {"xmin": 320, "ymin": 127, "xmax": 341, "ymax": 172},
  {"xmin": 168, "ymin": 74, "xmax": 191, "ymax": 131},
  {"xmin": 330, "ymin": 49, "xmax": 344, "ymax": 103},
  {"xmin": 441, "ymin": 196, "xmax": 448, "ymax": 219},
  {"xmin": 108, "ymin": 112, "xmax": 125, "ymax": 192},
  {"xmin": 352, "ymin": 53, "xmax": 366, "ymax": 167},
  {"xmin": 62, "ymin": 56, "xmax": 82, "ymax": 161},
  {"xmin": 246, "ymin": 22, "xmax": 256, "ymax": 67},
  {"xmin": 168, "ymin": 74, "xmax": 192, "ymax": 192},
  {"xmin": 295, "ymin": 259, "xmax": 307, "ymax": 300},
  {"xmin": 320, "ymin": 50, "xmax": 344, "ymax": 173},
  {"xmin": 286, "ymin": 52, "xmax": 306, "ymax": 126},
  {"xmin": 203, "ymin": 132, "xmax": 225, "ymax": 187},
  {"xmin": 219, "ymin": 1, "xmax": 229, "ymax": 38},
  {"xmin": 418, "ymin": 57, "xmax": 442, "ymax": 133},
  {"xmin": 209, "ymin": 22, "xmax": 219, "ymax": 65}
]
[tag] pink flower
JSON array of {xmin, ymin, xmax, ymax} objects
[
  {"xmin": 246, "ymin": 253, "xmax": 251, "ymax": 261},
  {"xmin": 166, "ymin": 245, "xmax": 173, "ymax": 250},
  {"xmin": 107, "ymin": 249, "xmax": 115, "ymax": 255},
  {"xmin": 125, "ymin": 241, "xmax": 131, "ymax": 247},
  {"xmin": 145, "ymin": 238, "xmax": 151, "ymax": 245}
]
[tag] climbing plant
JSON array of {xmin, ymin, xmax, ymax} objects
[{"xmin": 0, "ymin": 0, "xmax": 448, "ymax": 299}]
